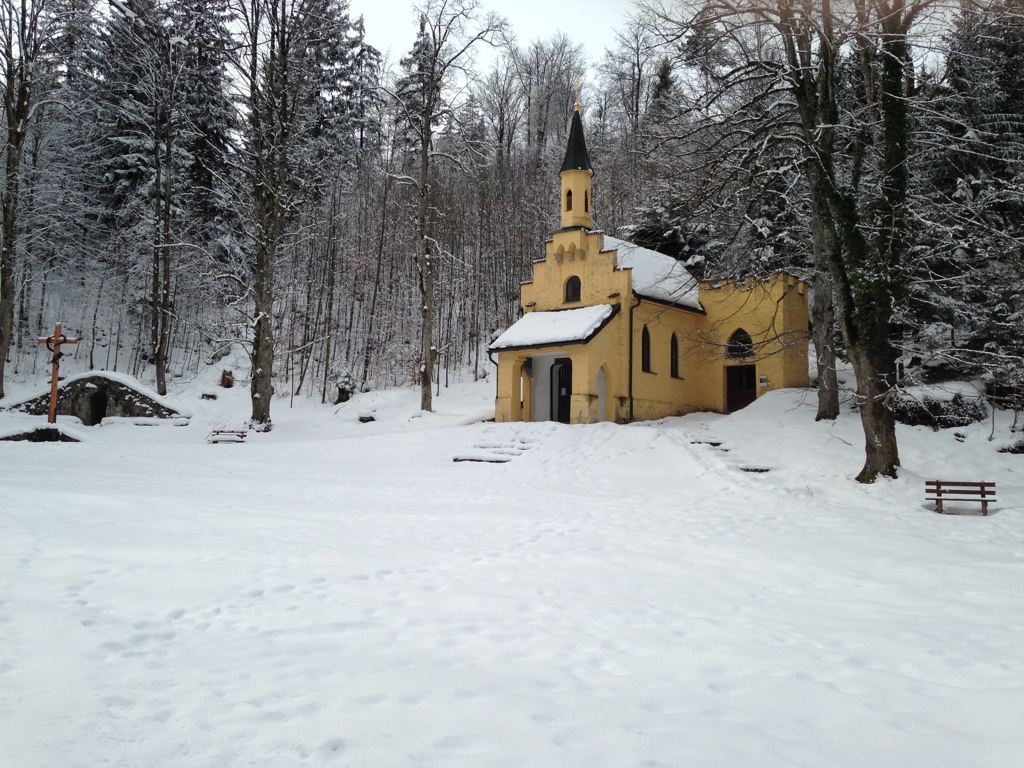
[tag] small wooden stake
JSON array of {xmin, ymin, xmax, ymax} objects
[{"xmin": 37, "ymin": 322, "xmax": 78, "ymax": 424}]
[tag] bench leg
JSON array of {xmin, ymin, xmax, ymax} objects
[
  {"xmin": 936, "ymin": 499, "xmax": 943, "ymax": 514},
  {"xmin": 981, "ymin": 501, "xmax": 988, "ymax": 516}
]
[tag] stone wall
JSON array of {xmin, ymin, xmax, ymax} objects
[{"xmin": 9, "ymin": 374, "xmax": 183, "ymax": 426}]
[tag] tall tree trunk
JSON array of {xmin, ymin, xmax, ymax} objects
[
  {"xmin": 416, "ymin": 88, "xmax": 436, "ymax": 412},
  {"xmin": 810, "ymin": 271, "xmax": 840, "ymax": 421},
  {"xmin": 848, "ymin": 346, "xmax": 900, "ymax": 483},
  {"xmin": 0, "ymin": 0, "xmax": 35, "ymax": 400},
  {"xmin": 820, "ymin": 182, "xmax": 902, "ymax": 482},
  {"xmin": 361, "ymin": 179, "xmax": 388, "ymax": 389},
  {"xmin": 151, "ymin": 96, "xmax": 172, "ymax": 396},
  {"xmin": 250, "ymin": 194, "xmax": 276, "ymax": 427},
  {"xmin": 0, "ymin": 141, "xmax": 16, "ymax": 400},
  {"xmin": 807, "ymin": 183, "xmax": 840, "ymax": 421},
  {"xmin": 320, "ymin": 185, "xmax": 339, "ymax": 403}
]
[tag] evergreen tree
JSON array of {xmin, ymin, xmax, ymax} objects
[
  {"xmin": 173, "ymin": 0, "xmax": 239, "ymax": 257},
  {"xmin": 910, "ymin": 0, "xmax": 1024, "ymax": 397}
]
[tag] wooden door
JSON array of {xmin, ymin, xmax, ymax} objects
[
  {"xmin": 726, "ymin": 365, "xmax": 757, "ymax": 413},
  {"xmin": 551, "ymin": 358, "xmax": 572, "ymax": 424}
]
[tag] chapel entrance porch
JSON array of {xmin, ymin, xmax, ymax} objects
[{"xmin": 520, "ymin": 351, "xmax": 574, "ymax": 423}]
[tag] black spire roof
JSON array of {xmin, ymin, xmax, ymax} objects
[{"xmin": 560, "ymin": 106, "xmax": 593, "ymax": 173}]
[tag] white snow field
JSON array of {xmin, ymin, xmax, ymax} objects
[{"xmin": 1, "ymin": 373, "xmax": 1022, "ymax": 768}]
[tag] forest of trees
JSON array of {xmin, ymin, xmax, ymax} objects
[{"xmin": 0, "ymin": 0, "xmax": 1020, "ymax": 478}]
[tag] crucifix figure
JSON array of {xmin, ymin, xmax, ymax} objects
[{"xmin": 37, "ymin": 322, "xmax": 78, "ymax": 424}]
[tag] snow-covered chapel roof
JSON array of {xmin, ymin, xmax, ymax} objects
[
  {"xmin": 489, "ymin": 304, "xmax": 618, "ymax": 352},
  {"xmin": 604, "ymin": 236, "xmax": 703, "ymax": 311}
]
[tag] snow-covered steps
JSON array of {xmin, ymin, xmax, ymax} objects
[
  {"xmin": 679, "ymin": 432, "xmax": 776, "ymax": 477},
  {"xmin": 452, "ymin": 423, "xmax": 550, "ymax": 463}
]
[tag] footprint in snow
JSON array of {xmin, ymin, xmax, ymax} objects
[{"xmin": 318, "ymin": 738, "xmax": 347, "ymax": 758}]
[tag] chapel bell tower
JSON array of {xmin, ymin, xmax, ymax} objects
[{"xmin": 559, "ymin": 103, "xmax": 593, "ymax": 230}]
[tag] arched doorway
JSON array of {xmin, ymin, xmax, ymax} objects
[
  {"xmin": 88, "ymin": 390, "xmax": 109, "ymax": 426},
  {"xmin": 725, "ymin": 328, "xmax": 757, "ymax": 412},
  {"xmin": 550, "ymin": 358, "xmax": 572, "ymax": 424},
  {"xmin": 726, "ymin": 366, "xmax": 757, "ymax": 412}
]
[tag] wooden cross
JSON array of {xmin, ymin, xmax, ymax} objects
[{"xmin": 37, "ymin": 322, "xmax": 78, "ymax": 424}]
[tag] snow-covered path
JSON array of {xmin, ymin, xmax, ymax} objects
[{"xmin": 1, "ymin": 382, "xmax": 1022, "ymax": 767}]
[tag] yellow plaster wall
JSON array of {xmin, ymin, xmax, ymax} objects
[
  {"xmin": 696, "ymin": 274, "xmax": 810, "ymax": 410},
  {"xmin": 630, "ymin": 301, "xmax": 711, "ymax": 420},
  {"xmin": 493, "ymin": 353, "xmax": 528, "ymax": 423},
  {"xmin": 560, "ymin": 169, "xmax": 594, "ymax": 230},
  {"xmin": 521, "ymin": 229, "xmax": 630, "ymax": 313}
]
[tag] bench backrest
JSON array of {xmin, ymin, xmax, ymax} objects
[{"xmin": 925, "ymin": 480, "xmax": 996, "ymax": 493}]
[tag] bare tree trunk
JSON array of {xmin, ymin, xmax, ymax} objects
[
  {"xmin": 250, "ymin": 212, "xmax": 276, "ymax": 427},
  {"xmin": 361, "ymin": 168, "xmax": 391, "ymax": 389},
  {"xmin": 320, "ymin": 186, "xmax": 339, "ymax": 402},
  {"xmin": 810, "ymin": 274, "xmax": 839, "ymax": 420},
  {"xmin": 89, "ymin": 277, "xmax": 105, "ymax": 370},
  {"xmin": 848, "ymin": 346, "xmax": 900, "ymax": 482},
  {"xmin": 14, "ymin": 260, "xmax": 29, "ymax": 368},
  {"xmin": 151, "ymin": 100, "xmax": 169, "ymax": 395},
  {"xmin": 0, "ymin": 0, "xmax": 34, "ymax": 399},
  {"xmin": 416, "ymin": 101, "xmax": 436, "ymax": 412},
  {"xmin": 808, "ymin": 186, "xmax": 840, "ymax": 421},
  {"xmin": 154, "ymin": 97, "xmax": 174, "ymax": 395}
]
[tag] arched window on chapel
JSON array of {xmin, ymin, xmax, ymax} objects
[
  {"xmin": 727, "ymin": 329, "xmax": 754, "ymax": 359},
  {"xmin": 641, "ymin": 326, "xmax": 652, "ymax": 372},
  {"xmin": 670, "ymin": 333, "xmax": 680, "ymax": 378},
  {"xmin": 565, "ymin": 276, "xmax": 581, "ymax": 303},
  {"xmin": 566, "ymin": 189, "xmax": 573, "ymax": 211}
]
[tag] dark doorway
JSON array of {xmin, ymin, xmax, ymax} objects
[
  {"xmin": 88, "ymin": 390, "xmax": 109, "ymax": 425},
  {"xmin": 551, "ymin": 358, "xmax": 572, "ymax": 424},
  {"xmin": 726, "ymin": 365, "xmax": 757, "ymax": 413}
]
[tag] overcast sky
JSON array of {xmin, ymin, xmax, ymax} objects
[{"xmin": 348, "ymin": 0, "xmax": 635, "ymax": 69}]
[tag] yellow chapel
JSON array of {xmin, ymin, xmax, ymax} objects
[{"xmin": 489, "ymin": 105, "xmax": 810, "ymax": 424}]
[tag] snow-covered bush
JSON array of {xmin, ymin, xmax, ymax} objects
[
  {"xmin": 892, "ymin": 392, "xmax": 988, "ymax": 430},
  {"xmin": 334, "ymin": 371, "xmax": 357, "ymax": 404}
]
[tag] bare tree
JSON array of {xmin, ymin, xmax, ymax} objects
[
  {"xmin": 226, "ymin": 0, "xmax": 335, "ymax": 428},
  {"xmin": 644, "ymin": 0, "xmax": 944, "ymax": 481},
  {"xmin": 511, "ymin": 33, "xmax": 585, "ymax": 168},
  {"xmin": 0, "ymin": 0, "xmax": 58, "ymax": 400},
  {"xmin": 392, "ymin": 0, "xmax": 504, "ymax": 411}
]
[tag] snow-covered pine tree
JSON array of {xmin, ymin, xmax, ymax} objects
[
  {"xmin": 909, "ymin": 0, "xmax": 1024, "ymax": 397},
  {"xmin": 92, "ymin": 0, "xmax": 188, "ymax": 393},
  {"xmin": 172, "ymin": 0, "xmax": 240, "ymax": 265},
  {"xmin": 3, "ymin": 0, "xmax": 105, "ymax": 371}
]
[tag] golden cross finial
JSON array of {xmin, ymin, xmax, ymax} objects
[{"xmin": 573, "ymin": 75, "xmax": 582, "ymax": 111}]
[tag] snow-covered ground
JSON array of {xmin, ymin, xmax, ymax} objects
[{"xmin": 1, "ymin": 369, "xmax": 1021, "ymax": 767}]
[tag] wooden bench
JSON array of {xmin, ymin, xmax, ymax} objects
[
  {"xmin": 207, "ymin": 428, "xmax": 247, "ymax": 444},
  {"xmin": 925, "ymin": 480, "xmax": 997, "ymax": 515}
]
